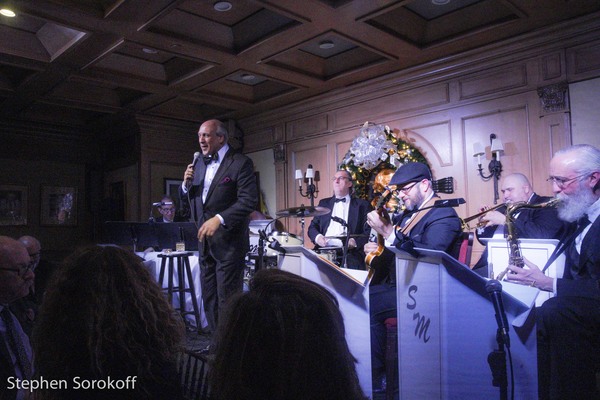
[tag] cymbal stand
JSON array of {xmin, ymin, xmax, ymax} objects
[
  {"xmin": 341, "ymin": 230, "xmax": 350, "ymax": 268},
  {"xmin": 298, "ymin": 216, "xmax": 306, "ymax": 245}
]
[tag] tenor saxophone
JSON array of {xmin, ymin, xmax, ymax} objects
[{"xmin": 496, "ymin": 197, "xmax": 560, "ymax": 280}]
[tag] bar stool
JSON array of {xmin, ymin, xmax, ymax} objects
[{"xmin": 157, "ymin": 252, "xmax": 201, "ymax": 329}]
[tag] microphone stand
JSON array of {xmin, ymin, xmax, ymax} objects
[
  {"xmin": 257, "ymin": 231, "xmax": 266, "ymax": 272},
  {"xmin": 256, "ymin": 218, "xmax": 278, "ymax": 272},
  {"xmin": 129, "ymin": 225, "xmax": 138, "ymax": 253},
  {"xmin": 488, "ymin": 329, "xmax": 508, "ymax": 400}
]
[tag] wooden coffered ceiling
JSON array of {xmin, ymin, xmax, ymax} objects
[{"xmin": 1, "ymin": 0, "xmax": 599, "ymax": 130}]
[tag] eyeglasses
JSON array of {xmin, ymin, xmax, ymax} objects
[
  {"xmin": 160, "ymin": 208, "xmax": 176, "ymax": 213},
  {"xmin": 332, "ymin": 176, "xmax": 350, "ymax": 182},
  {"xmin": 396, "ymin": 182, "xmax": 418, "ymax": 194},
  {"xmin": 0, "ymin": 262, "xmax": 34, "ymax": 278},
  {"xmin": 546, "ymin": 173, "xmax": 589, "ymax": 189}
]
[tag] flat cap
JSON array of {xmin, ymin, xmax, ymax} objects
[{"xmin": 389, "ymin": 162, "xmax": 432, "ymax": 187}]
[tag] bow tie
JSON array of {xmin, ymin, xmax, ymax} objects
[
  {"xmin": 203, "ymin": 153, "xmax": 219, "ymax": 165},
  {"xmin": 334, "ymin": 197, "xmax": 346, "ymax": 203}
]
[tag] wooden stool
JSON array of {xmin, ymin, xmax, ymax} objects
[{"xmin": 157, "ymin": 252, "xmax": 201, "ymax": 328}]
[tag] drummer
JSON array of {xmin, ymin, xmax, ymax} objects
[{"xmin": 307, "ymin": 169, "xmax": 373, "ymax": 269}]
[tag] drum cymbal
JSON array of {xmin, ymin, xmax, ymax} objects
[{"xmin": 276, "ymin": 206, "xmax": 330, "ymax": 218}]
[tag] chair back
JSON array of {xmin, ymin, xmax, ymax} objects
[
  {"xmin": 457, "ymin": 231, "xmax": 474, "ymax": 266},
  {"xmin": 178, "ymin": 350, "xmax": 211, "ymax": 400}
]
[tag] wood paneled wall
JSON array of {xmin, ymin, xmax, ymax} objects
[{"xmin": 240, "ymin": 19, "xmax": 600, "ymax": 265}]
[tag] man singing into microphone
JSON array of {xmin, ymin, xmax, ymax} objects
[
  {"xmin": 180, "ymin": 119, "xmax": 257, "ymax": 346},
  {"xmin": 364, "ymin": 162, "xmax": 462, "ymax": 394},
  {"xmin": 308, "ymin": 169, "xmax": 372, "ymax": 269}
]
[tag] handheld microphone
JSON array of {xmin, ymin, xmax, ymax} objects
[
  {"xmin": 331, "ymin": 216, "xmax": 348, "ymax": 227},
  {"xmin": 191, "ymin": 151, "xmax": 201, "ymax": 168},
  {"xmin": 485, "ymin": 279, "xmax": 511, "ymax": 347}
]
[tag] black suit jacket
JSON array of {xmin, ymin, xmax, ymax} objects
[
  {"xmin": 370, "ymin": 200, "xmax": 463, "ymax": 285},
  {"xmin": 558, "ymin": 216, "xmax": 600, "ymax": 299},
  {"xmin": 181, "ymin": 148, "xmax": 257, "ymax": 261},
  {"xmin": 0, "ymin": 339, "xmax": 17, "ymax": 400},
  {"xmin": 308, "ymin": 196, "xmax": 373, "ymax": 268}
]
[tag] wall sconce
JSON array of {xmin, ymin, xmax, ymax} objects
[
  {"xmin": 473, "ymin": 133, "xmax": 504, "ymax": 204},
  {"xmin": 295, "ymin": 164, "xmax": 320, "ymax": 207}
]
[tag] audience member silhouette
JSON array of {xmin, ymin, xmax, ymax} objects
[
  {"xmin": 209, "ymin": 268, "xmax": 368, "ymax": 400},
  {"xmin": 0, "ymin": 236, "xmax": 34, "ymax": 400},
  {"xmin": 31, "ymin": 245, "xmax": 186, "ymax": 400}
]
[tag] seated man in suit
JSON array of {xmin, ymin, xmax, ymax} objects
[
  {"xmin": 308, "ymin": 169, "xmax": 372, "ymax": 269},
  {"xmin": 364, "ymin": 162, "xmax": 462, "ymax": 394},
  {"xmin": 505, "ymin": 144, "xmax": 600, "ymax": 399},
  {"xmin": 0, "ymin": 236, "xmax": 34, "ymax": 400},
  {"xmin": 472, "ymin": 172, "xmax": 565, "ymax": 277}
]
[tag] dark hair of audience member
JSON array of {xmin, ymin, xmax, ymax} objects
[
  {"xmin": 210, "ymin": 268, "xmax": 368, "ymax": 400},
  {"xmin": 31, "ymin": 245, "xmax": 186, "ymax": 400}
]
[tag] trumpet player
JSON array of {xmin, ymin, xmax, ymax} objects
[
  {"xmin": 472, "ymin": 173, "xmax": 565, "ymax": 277},
  {"xmin": 505, "ymin": 144, "xmax": 600, "ymax": 400}
]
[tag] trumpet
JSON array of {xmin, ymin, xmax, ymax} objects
[{"xmin": 460, "ymin": 203, "xmax": 507, "ymax": 231}]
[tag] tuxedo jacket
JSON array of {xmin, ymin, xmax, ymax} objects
[
  {"xmin": 558, "ymin": 216, "xmax": 600, "ymax": 299},
  {"xmin": 476, "ymin": 193, "xmax": 566, "ymax": 243},
  {"xmin": 181, "ymin": 149, "xmax": 257, "ymax": 261},
  {"xmin": 370, "ymin": 200, "xmax": 462, "ymax": 285},
  {"xmin": 308, "ymin": 196, "xmax": 373, "ymax": 267}
]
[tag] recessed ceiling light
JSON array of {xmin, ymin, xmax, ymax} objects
[
  {"xmin": 431, "ymin": 0, "xmax": 450, "ymax": 5},
  {"xmin": 142, "ymin": 48, "xmax": 158, "ymax": 54},
  {"xmin": 241, "ymin": 73, "xmax": 256, "ymax": 81},
  {"xmin": 0, "ymin": 8, "xmax": 16, "ymax": 17},
  {"xmin": 319, "ymin": 40, "xmax": 335, "ymax": 50},
  {"xmin": 214, "ymin": 1, "xmax": 232, "ymax": 12}
]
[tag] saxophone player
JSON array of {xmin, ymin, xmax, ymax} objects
[
  {"xmin": 472, "ymin": 173, "xmax": 566, "ymax": 277},
  {"xmin": 505, "ymin": 144, "xmax": 600, "ymax": 400}
]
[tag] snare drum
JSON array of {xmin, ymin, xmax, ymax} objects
[
  {"xmin": 269, "ymin": 231, "xmax": 303, "ymax": 246},
  {"xmin": 316, "ymin": 246, "xmax": 341, "ymax": 265}
]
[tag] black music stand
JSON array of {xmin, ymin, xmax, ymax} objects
[
  {"xmin": 102, "ymin": 222, "xmax": 158, "ymax": 251},
  {"xmin": 153, "ymin": 222, "xmax": 198, "ymax": 251}
]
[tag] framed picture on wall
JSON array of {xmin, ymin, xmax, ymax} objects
[
  {"xmin": 0, "ymin": 185, "xmax": 28, "ymax": 226},
  {"xmin": 41, "ymin": 186, "xmax": 78, "ymax": 226},
  {"xmin": 164, "ymin": 178, "xmax": 183, "ymax": 201}
]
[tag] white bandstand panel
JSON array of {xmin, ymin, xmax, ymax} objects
[
  {"xmin": 391, "ymin": 247, "xmax": 539, "ymax": 400},
  {"xmin": 486, "ymin": 238, "xmax": 564, "ymax": 306}
]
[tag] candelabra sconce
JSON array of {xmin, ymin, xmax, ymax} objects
[
  {"xmin": 473, "ymin": 133, "xmax": 504, "ymax": 204},
  {"xmin": 295, "ymin": 164, "xmax": 320, "ymax": 207}
]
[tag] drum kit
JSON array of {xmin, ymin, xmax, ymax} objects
[
  {"xmin": 247, "ymin": 205, "xmax": 331, "ymax": 274},
  {"xmin": 248, "ymin": 205, "xmax": 370, "ymax": 274}
]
